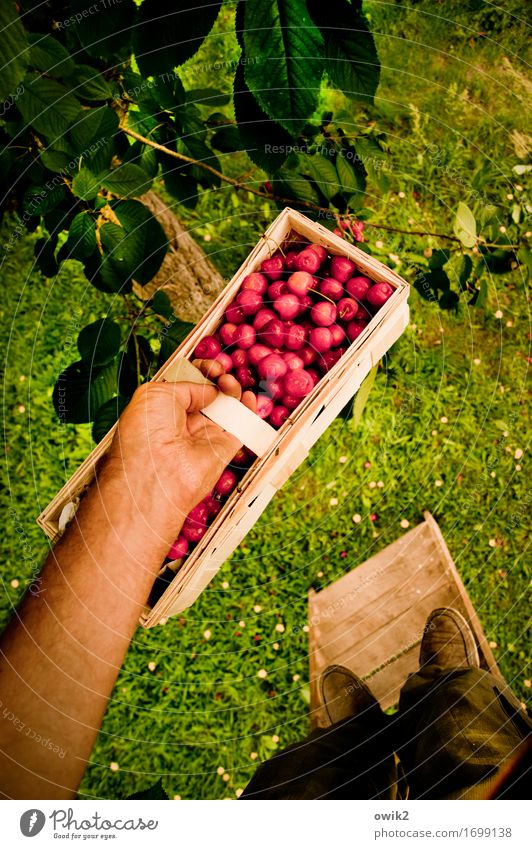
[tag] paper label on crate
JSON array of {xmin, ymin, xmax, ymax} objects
[{"xmin": 201, "ymin": 393, "xmax": 278, "ymax": 457}]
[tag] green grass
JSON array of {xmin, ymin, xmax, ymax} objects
[{"xmin": 1, "ymin": 2, "xmax": 530, "ymax": 800}]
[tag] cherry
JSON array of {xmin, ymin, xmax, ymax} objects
[
  {"xmin": 337, "ymin": 297, "xmax": 359, "ymax": 321},
  {"xmin": 231, "ymin": 348, "xmax": 248, "ymax": 369},
  {"xmin": 283, "ymin": 351, "xmax": 304, "ymax": 371},
  {"xmin": 282, "ymin": 394, "xmax": 300, "ymax": 411},
  {"xmin": 215, "ymin": 352, "xmax": 233, "ymax": 372},
  {"xmin": 181, "ymin": 523, "xmax": 207, "ymax": 542},
  {"xmin": 258, "ymin": 353, "xmax": 287, "ymax": 381},
  {"xmin": 330, "ymin": 255, "xmax": 355, "ymax": 283},
  {"xmin": 248, "ymin": 343, "xmax": 272, "ymax": 367},
  {"xmin": 309, "ymin": 326, "xmax": 333, "ymax": 352},
  {"xmin": 225, "ymin": 303, "xmax": 245, "ymax": 325},
  {"xmin": 194, "ymin": 336, "xmax": 221, "ymax": 359},
  {"xmin": 287, "ymin": 271, "xmax": 313, "ymax": 297},
  {"xmin": 310, "ymin": 301, "xmax": 337, "ymax": 327},
  {"xmin": 167, "ymin": 535, "xmax": 189, "ymax": 560},
  {"xmin": 241, "ymin": 272, "xmax": 268, "ymax": 295},
  {"xmin": 185, "ymin": 503, "xmax": 208, "ymax": 526},
  {"xmin": 285, "ymin": 250, "xmax": 299, "ymax": 271},
  {"xmin": 298, "ymin": 294, "xmax": 314, "ymax": 315},
  {"xmin": 219, "ymin": 322, "xmax": 238, "ymax": 347},
  {"xmin": 346, "ymin": 320, "xmax": 368, "ymax": 342},
  {"xmin": 261, "ymin": 254, "xmax": 285, "ymax": 280},
  {"xmin": 283, "ymin": 369, "xmax": 315, "ymax": 397},
  {"xmin": 307, "ymin": 368, "xmax": 320, "ymax": 386},
  {"xmin": 295, "ymin": 248, "xmax": 321, "ymax": 274},
  {"xmin": 319, "ymin": 278, "xmax": 344, "ymax": 301},
  {"xmin": 253, "ymin": 308, "xmax": 277, "ymax": 331},
  {"xmin": 307, "ymin": 243, "xmax": 328, "ymax": 264},
  {"xmin": 214, "ymin": 468, "xmax": 238, "ymax": 496},
  {"xmin": 320, "ymin": 349, "xmax": 343, "ymax": 372},
  {"xmin": 346, "ymin": 275, "xmax": 372, "ymax": 301},
  {"xmin": 285, "ymin": 324, "xmax": 307, "ymax": 350},
  {"xmin": 259, "ymin": 318, "xmax": 285, "ymax": 348},
  {"xmin": 299, "ymin": 345, "xmax": 317, "ymax": 366},
  {"xmin": 234, "ymin": 324, "xmax": 256, "ymax": 349},
  {"xmin": 269, "ymin": 405, "xmax": 289, "ymax": 428},
  {"xmin": 329, "ymin": 324, "xmax": 346, "ymax": 346},
  {"xmin": 231, "ymin": 446, "xmax": 252, "ymax": 466},
  {"xmin": 235, "ymin": 366, "xmax": 256, "ymax": 389},
  {"xmin": 267, "ymin": 280, "xmax": 287, "ymax": 301},
  {"xmin": 237, "ymin": 289, "xmax": 263, "ymax": 315},
  {"xmin": 274, "ymin": 292, "xmax": 300, "ymax": 320},
  {"xmin": 256, "ymin": 394, "xmax": 274, "ymax": 419},
  {"xmin": 262, "ymin": 378, "xmax": 283, "ymax": 400},
  {"xmin": 203, "ymin": 495, "xmax": 223, "ymax": 519},
  {"xmin": 366, "ymin": 282, "xmax": 394, "ymax": 308}
]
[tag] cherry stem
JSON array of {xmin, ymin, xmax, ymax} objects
[{"xmin": 309, "ymin": 287, "xmax": 335, "ymax": 305}]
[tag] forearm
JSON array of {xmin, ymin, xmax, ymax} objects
[{"xmin": 0, "ymin": 458, "xmax": 185, "ymax": 799}]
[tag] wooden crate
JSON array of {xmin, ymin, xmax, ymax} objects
[
  {"xmin": 308, "ymin": 512, "xmax": 501, "ymax": 727},
  {"xmin": 37, "ymin": 207, "xmax": 410, "ymax": 627}
]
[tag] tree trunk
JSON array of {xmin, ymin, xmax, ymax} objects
[{"xmin": 133, "ymin": 191, "xmax": 225, "ymax": 322}]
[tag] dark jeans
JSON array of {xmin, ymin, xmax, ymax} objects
[{"xmin": 242, "ymin": 667, "xmax": 532, "ymax": 800}]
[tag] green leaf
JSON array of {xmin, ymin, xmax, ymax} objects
[
  {"xmin": 34, "ymin": 237, "xmax": 59, "ymax": 277},
  {"xmin": 67, "ymin": 65, "xmax": 114, "ymax": 101},
  {"xmin": 78, "ymin": 318, "xmax": 122, "ymax": 366},
  {"xmin": 158, "ymin": 318, "xmax": 195, "ymax": 366},
  {"xmin": 233, "ymin": 63, "xmax": 292, "ymax": 172},
  {"xmin": 353, "ymin": 137, "xmax": 389, "ymax": 192},
  {"xmin": 470, "ymin": 278, "xmax": 488, "ymax": 308},
  {"xmin": 299, "ymin": 152, "xmax": 339, "ymax": 201},
  {"xmin": 133, "ymin": 0, "xmax": 223, "ymax": 76},
  {"xmin": 336, "ymin": 153, "xmax": 363, "ymax": 195},
  {"xmin": 92, "ymin": 395, "xmax": 129, "ymax": 443},
  {"xmin": 243, "ymin": 0, "xmax": 324, "ymax": 136},
  {"xmin": 99, "ymin": 163, "xmax": 153, "ymax": 197},
  {"xmin": 352, "ymin": 364, "xmax": 378, "ymax": 428},
  {"xmin": 71, "ymin": 167, "xmax": 100, "ymax": 200},
  {"xmin": 28, "ymin": 33, "xmax": 75, "ymax": 78},
  {"xmin": 0, "ymin": 2, "xmax": 29, "ymax": 102},
  {"xmin": 97, "ymin": 200, "xmax": 169, "ymax": 288},
  {"xmin": 53, "ymin": 358, "xmax": 119, "ymax": 424},
  {"xmin": 453, "ymin": 202, "xmax": 477, "ymax": 248},
  {"xmin": 274, "ymin": 169, "xmax": 320, "ymax": 206},
  {"xmin": 17, "ymin": 74, "xmax": 80, "ymax": 140},
  {"xmin": 458, "ymin": 254, "xmax": 473, "ymax": 290},
  {"xmin": 66, "ymin": 213, "xmax": 97, "ymax": 261},
  {"xmin": 211, "ymin": 126, "xmax": 245, "ymax": 153},
  {"xmin": 517, "ymin": 246, "xmax": 532, "ymax": 279},
  {"xmin": 126, "ymin": 779, "xmax": 169, "ymax": 801},
  {"xmin": 40, "ymin": 148, "xmax": 72, "ymax": 172},
  {"xmin": 71, "ymin": 0, "xmax": 136, "ymax": 60},
  {"xmin": 439, "ymin": 289, "xmax": 460, "ymax": 310},
  {"xmin": 308, "ymin": 0, "xmax": 380, "ymax": 102},
  {"xmin": 151, "ymin": 291, "xmax": 174, "ymax": 319},
  {"xmin": 186, "ymin": 89, "xmax": 231, "ymax": 106},
  {"xmin": 23, "ymin": 183, "xmax": 67, "ymax": 216},
  {"xmin": 428, "ymin": 249, "xmax": 451, "ymax": 270}
]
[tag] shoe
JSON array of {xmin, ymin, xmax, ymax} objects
[
  {"xmin": 419, "ymin": 607, "xmax": 480, "ymax": 670},
  {"xmin": 319, "ymin": 664, "xmax": 382, "ymax": 726}
]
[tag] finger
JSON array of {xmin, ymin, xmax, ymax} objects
[
  {"xmin": 164, "ymin": 380, "xmax": 218, "ymax": 413},
  {"xmin": 192, "ymin": 358, "xmax": 224, "ymax": 381},
  {"xmin": 217, "ymin": 373, "xmax": 242, "ymax": 399},
  {"xmin": 241, "ymin": 390, "xmax": 257, "ymax": 413}
]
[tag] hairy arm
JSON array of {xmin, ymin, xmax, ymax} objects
[{"xmin": 0, "ymin": 367, "xmax": 253, "ymax": 799}]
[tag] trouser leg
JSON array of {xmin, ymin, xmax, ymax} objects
[
  {"xmin": 396, "ymin": 666, "xmax": 532, "ymax": 799},
  {"xmin": 241, "ymin": 713, "xmax": 398, "ymax": 800}
]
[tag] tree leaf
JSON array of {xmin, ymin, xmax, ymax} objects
[
  {"xmin": 211, "ymin": 126, "xmax": 245, "ymax": 153},
  {"xmin": 71, "ymin": 0, "xmax": 136, "ymax": 60},
  {"xmin": 126, "ymin": 779, "xmax": 169, "ymax": 800},
  {"xmin": 34, "ymin": 236, "xmax": 59, "ymax": 277},
  {"xmin": 453, "ymin": 201, "xmax": 477, "ymax": 248},
  {"xmin": 0, "ymin": 2, "xmax": 29, "ymax": 102},
  {"xmin": 186, "ymin": 88, "xmax": 231, "ymax": 106},
  {"xmin": 158, "ymin": 318, "xmax": 195, "ymax": 366},
  {"xmin": 352, "ymin": 364, "xmax": 378, "ymax": 428},
  {"xmin": 17, "ymin": 74, "xmax": 80, "ymax": 140},
  {"xmin": 99, "ymin": 163, "xmax": 153, "ymax": 197},
  {"xmin": 336, "ymin": 153, "xmax": 363, "ymax": 194},
  {"xmin": 67, "ymin": 65, "xmax": 114, "ymax": 101},
  {"xmin": 458, "ymin": 254, "xmax": 473, "ymax": 290},
  {"xmin": 299, "ymin": 152, "xmax": 339, "ymax": 201},
  {"xmin": 66, "ymin": 212, "xmax": 97, "ymax": 261},
  {"xmin": 233, "ymin": 62, "xmax": 292, "ymax": 171},
  {"xmin": 243, "ymin": 0, "xmax": 324, "ymax": 136},
  {"xmin": 23, "ymin": 183, "xmax": 67, "ymax": 216},
  {"xmin": 28, "ymin": 33, "xmax": 74, "ymax": 78},
  {"xmin": 428, "ymin": 249, "xmax": 451, "ymax": 270},
  {"xmin": 308, "ymin": 0, "xmax": 380, "ymax": 102},
  {"xmin": 71, "ymin": 167, "xmax": 100, "ymax": 200},
  {"xmin": 353, "ymin": 136, "xmax": 388, "ymax": 191},
  {"xmin": 97, "ymin": 200, "xmax": 168, "ymax": 287},
  {"xmin": 53, "ymin": 358, "xmax": 119, "ymax": 424},
  {"xmin": 92, "ymin": 395, "xmax": 129, "ymax": 442},
  {"xmin": 70, "ymin": 105, "xmax": 119, "ymax": 155},
  {"xmin": 133, "ymin": 0, "xmax": 223, "ymax": 76},
  {"xmin": 78, "ymin": 318, "xmax": 122, "ymax": 366},
  {"xmin": 439, "ymin": 289, "xmax": 460, "ymax": 310},
  {"xmin": 151, "ymin": 290, "xmax": 174, "ymax": 319}
]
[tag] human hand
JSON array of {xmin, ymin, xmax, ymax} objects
[{"xmin": 104, "ymin": 360, "xmax": 256, "ymax": 540}]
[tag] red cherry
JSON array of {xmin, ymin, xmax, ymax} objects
[
  {"xmin": 330, "ymin": 255, "xmax": 355, "ymax": 283},
  {"xmin": 237, "ymin": 289, "xmax": 263, "ymax": 316},
  {"xmin": 181, "ymin": 523, "xmax": 207, "ymax": 542},
  {"xmin": 241, "ymin": 272, "xmax": 268, "ymax": 295},
  {"xmin": 298, "ymin": 294, "xmax": 313, "ymax": 315},
  {"xmin": 346, "ymin": 276, "xmax": 372, "ymax": 301},
  {"xmin": 231, "ymin": 348, "xmax": 248, "ymax": 368},
  {"xmin": 263, "ymin": 378, "xmax": 283, "ymax": 400},
  {"xmin": 234, "ymin": 324, "xmax": 256, "ymax": 349},
  {"xmin": 337, "ymin": 297, "xmax": 359, "ymax": 321},
  {"xmin": 286, "ymin": 271, "xmax": 313, "ymax": 297},
  {"xmin": 214, "ymin": 469, "xmax": 238, "ymax": 496},
  {"xmin": 285, "ymin": 251, "xmax": 299, "ymax": 271},
  {"xmin": 269, "ymin": 405, "xmax": 289, "ymax": 428},
  {"xmin": 215, "ymin": 352, "xmax": 233, "ymax": 372},
  {"xmin": 328, "ymin": 324, "xmax": 346, "ymax": 346},
  {"xmin": 225, "ymin": 303, "xmax": 245, "ymax": 325},
  {"xmin": 186, "ymin": 503, "xmax": 208, "ymax": 526},
  {"xmin": 285, "ymin": 324, "xmax": 307, "ymax": 350},
  {"xmin": 295, "ymin": 248, "xmax": 321, "ymax": 274},
  {"xmin": 256, "ymin": 395, "xmax": 274, "ymax": 419},
  {"xmin": 259, "ymin": 318, "xmax": 285, "ymax": 348},
  {"xmin": 194, "ymin": 336, "xmax": 221, "ymax": 359},
  {"xmin": 261, "ymin": 255, "xmax": 285, "ymax": 280},
  {"xmin": 283, "ymin": 369, "xmax": 315, "ymax": 397},
  {"xmin": 267, "ymin": 280, "xmax": 287, "ymax": 301},
  {"xmin": 319, "ymin": 278, "xmax": 344, "ymax": 301},
  {"xmin": 219, "ymin": 322, "xmax": 238, "ymax": 347},
  {"xmin": 310, "ymin": 301, "xmax": 337, "ymax": 327},
  {"xmin": 235, "ymin": 366, "xmax": 255, "ymax": 389},
  {"xmin": 346, "ymin": 320, "xmax": 368, "ymax": 342},
  {"xmin": 299, "ymin": 346, "xmax": 317, "ymax": 366},
  {"xmin": 253, "ymin": 308, "xmax": 277, "ymax": 331},
  {"xmin": 306, "ymin": 368, "xmax": 320, "ymax": 386},
  {"xmin": 307, "ymin": 243, "xmax": 328, "ymax": 264},
  {"xmin": 283, "ymin": 352, "xmax": 304, "ymax": 371},
  {"xmin": 366, "ymin": 282, "xmax": 394, "ymax": 308},
  {"xmin": 282, "ymin": 394, "xmax": 300, "ymax": 411},
  {"xmin": 274, "ymin": 292, "xmax": 300, "ymax": 320},
  {"xmin": 167, "ymin": 535, "xmax": 189, "ymax": 560},
  {"xmin": 309, "ymin": 326, "xmax": 333, "ymax": 352},
  {"xmin": 248, "ymin": 343, "xmax": 272, "ymax": 367},
  {"xmin": 203, "ymin": 495, "xmax": 223, "ymax": 519},
  {"xmin": 258, "ymin": 353, "xmax": 287, "ymax": 381}
]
